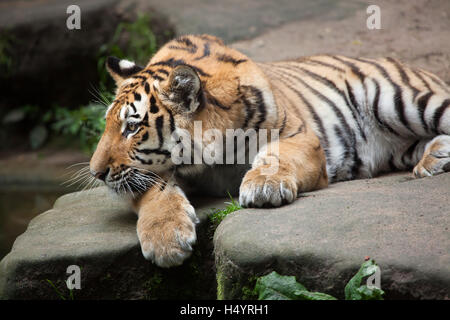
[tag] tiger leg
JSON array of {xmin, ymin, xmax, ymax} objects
[
  {"xmin": 396, "ymin": 89, "xmax": 450, "ymax": 177},
  {"xmin": 239, "ymin": 130, "xmax": 328, "ymax": 208},
  {"xmin": 132, "ymin": 178, "xmax": 199, "ymax": 267},
  {"xmin": 413, "ymin": 135, "xmax": 450, "ymax": 178}
]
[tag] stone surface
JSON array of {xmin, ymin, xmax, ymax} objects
[
  {"xmin": 231, "ymin": 0, "xmax": 450, "ymax": 84},
  {"xmin": 0, "ymin": 186, "xmax": 227, "ymax": 299},
  {"xmin": 214, "ymin": 173, "xmax": 450, "ymax": 300}
]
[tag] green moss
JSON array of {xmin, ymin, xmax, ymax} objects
[
  {"xmin": 216, "ymin": 269, "xmax": 226, "ymax": 300},
  {"xmin": 144, "ymin": 270, "xmax": 164, "ymax": 299},
  {"xmin": 241, "ymin": 275, "xmax": 259, "ymax": 300},
  {"xmin": 209, "ymin": 193, "xmax": 241, "ymax": 228}
]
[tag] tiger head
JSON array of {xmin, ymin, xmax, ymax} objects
[
  {"xmin": 89, "ymin": 56, "xmax": 205, "ymax": 194},
  {"xmin": 89, "ymin": 35, "xmax": 274, "ymax": 196}
]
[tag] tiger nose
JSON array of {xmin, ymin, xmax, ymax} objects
[{"xmin": 90, "ymin": 168, "xmax": 110, "ymax": 181}]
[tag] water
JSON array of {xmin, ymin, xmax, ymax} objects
[{"xmin": 0, "ymin": 189, "xmax": 69, "ymax": 260}]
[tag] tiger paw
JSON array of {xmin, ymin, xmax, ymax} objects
[
  {"xmin": 239, "ymin": 165, "xmax": 298, "ymax": 208},
  {"xmin": 137, "ymin": 202, "xmax": 198, "ymax": 268},
  {"xmin": 413, "ymin": 135, "xmax": 450, "ymax": 178}
]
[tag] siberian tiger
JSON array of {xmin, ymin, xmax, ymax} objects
[{"xmin": 89, "ymin": 34, "xmax": 450, "ymax": 267}]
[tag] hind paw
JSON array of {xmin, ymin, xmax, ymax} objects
[{"xmin": 413, "ymin": 135, "xmax": 450, "ymax": 178}]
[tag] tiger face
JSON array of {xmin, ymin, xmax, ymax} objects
[{"xmin": 89, "ymin": 56, "xmax": 203, "ymax": 194}]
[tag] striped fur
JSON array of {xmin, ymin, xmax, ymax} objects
[{"xmin": 90, "ymin": 34, "xmax": 450, "ymax": 267}]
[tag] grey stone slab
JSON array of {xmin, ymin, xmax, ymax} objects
[
  {"xmin": 0, "ymin": 186, "xmax": 227, "ymax": 299},
  {"xmin": 214, "ymin": 173, "xmax": 450, "ymax": 299}
]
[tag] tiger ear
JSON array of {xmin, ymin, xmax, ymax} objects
[
  {"xmin": 156, "ymin": 65, "xmax": 203, "ymax": 113},
  {"xmin": 106, "ymin": 56, "xmax": 144, "ymax": 86}
]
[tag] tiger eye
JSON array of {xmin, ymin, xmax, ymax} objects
[{"xmin": 127, "ymin": 122, "xmax": 137, "ymax": 132}]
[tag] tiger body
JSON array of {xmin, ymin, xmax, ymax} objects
[{"xmin": 90, "ymin": 34, "xmax": 450, "ymax": 267}]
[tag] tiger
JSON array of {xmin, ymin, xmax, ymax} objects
[{"xmin": 89, "ymin": 34, "xmax": 450, "ymax": 268}]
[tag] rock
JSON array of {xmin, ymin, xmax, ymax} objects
[
  {"xmin": 0, "ymin": 187, "xmax": 227, "ymax": 299},
  {"xmin": 214, "ymin": 173, "xmax": 450, "ymax": 300}
]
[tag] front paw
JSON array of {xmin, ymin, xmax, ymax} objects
[
  {"xmin": 137, "ymin": 202, "xmax": 198, "ymax": 268},
  {"xmin": 239, "ymin": 166, "xmax": 298, "ymax": 208}
]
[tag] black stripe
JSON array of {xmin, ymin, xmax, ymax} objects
[
  {"xmin": 157, "ymin": 69, "xmax": 169, "ymax": 76},
  {"xmin": 136, "ymin": 148, "xmax": 171, "ymax": 156},
  {"xmin": 344, "ymin": 80, "xmax": 359, "ymax": 111},
  {"xmin": 216, "ymin": 54, "xmax": 247, "ymax": 66},
  {"xmin": 167, "ymin": 108, "xmax": 176, "ymax": 133},
  {"xmin": 388, "ymin": 154, "xmax": 398, "ymax": 172},
  {"xmin": 142, "ymin": 69, "xmax": 164, "ymax": 82},
  {"xmin": 168, "ymin": 45, "xmax": 197, "ymax": 53},
  {"xmin": 402, "ymin": 140, "xmax": 419, "ymax": 166},
  {"xmin": 195, "ymin": 34, "xmax": 224, "ymax": 45},
  {"xmin": 206, "ymin": 93, "xmax": 230, "ymax": 110},
  {"xmin": 130, "ymin": 103, "xmax": 137, "ymax": 113},
  {"xmin": 286, "ymin": 124, "xmax": 305, "ymax": 138},
  {"xmin": 242, "ymin": 86, "xmax": 267, "ymax": 129},
  {"xmin": 144, "ymin": 82, "xmax": 150, "ymax": 94},
  {"xmin": 355, "ymin": 57, "xmax": 417, "ymax": 136},
  {"xmin": 386, "ymin": 57, "xmax": 420, "ymax": 99},
  {"xmin": 411, "ymin": 69, "xmax": 433, "ymax": 91},
  {"xmin": 194, "ymin": 42, "xmax": 211, "ymax": 61},
  {"xmin": 289, "ymin": 63, "xmax": 361, "ymax": 114},
  {"xmin": 371, "ymin": 79, "xmax": 397, "ymax": 134},
  {"xmin": 267, "ymin": 70, "xmax": 331, "ymax": 160},
  {"xmin": 351, "ymin": 149, "xmax": 363, "ymax": 178},
  {"xmin": 331, "ymin": 56, "xmax": 365, "ymax": 82},
  {"xmin": 274, "ymin": 65, "xmax": 356, "ymax": 150},
  {"xmin": 334, "ymin": 124, "xmax": 362, "ymax": 178},
  {"xmin": 141, "ymin": 112, "xmax": 149, "ymax": 126},
  {"xmin": 169, "ymin": 37, "xmax": 198, "ymax": 53},
  {"xmin": 254, "ymin": 89, "xmax": 267, "ymax": 130},
  {"xmin": 141, "ymin": 131, "xmax": 149, "ymax": 142},
  {"xmin": 149, "ymin": 96, "xmax": 159, "ymax": 114},
  {"xmin": 300, "ymin": 58, "xmax": 346, "ymax": 73},
  {"xmin": 134, "ymin": 93, "xmax": 141, "ymax": 101},
  {"xmin": 132, "ymin": 75, "xmax": 147, "ymax": 81},
  {"xmin": 334, "ymin": 125, "xmax": 351, "ymax": 160},
  {"xmin": 151, "ymin": 58, "xmax": 211, "ymax": 77},
  {"xmin": 418, "ymin": 70, "xmax": 449, "ymax": 92},
  {"xmin": 274, "ymin": 86, "xmax": 306, "ymax": 126},
  {"xmin": 175, "ymin": 36, "xmax": 197, "ymax": 48},
  {"xmin": 433, "ymin": 98, "xmax": 450, "ymax": 133},
  {"xmin": 288, "ymin": 63, "xmax": 366, "ymax": 141},
  {"xmin": 417, "ymin": 92, "xmax": 433, "ymax": 132},
  {"xmin": 279, "ymin": 109, "xmax": 287, "ymax": 136},
  {"xmin": 155, "ymin": 116, "xmax": 164, "ymax": 148},
  {"xmin": 135, "ymin": 154, "xmax": 154, "ymax": 165},
  {"xmin": 241, "ymin": 95, "xmax": 256, "ymax": 129}
]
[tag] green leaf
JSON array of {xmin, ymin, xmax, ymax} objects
[
  {"xmin": 344, "ymin": 259, "xmax": 384, "ymax": 300},
  {"xmin": 355, "ymin": 285, "xmax": 384, "ymax": 300},
  {"xmin": 255, "ymin": 271, "xmax": 308, "ymax": 300},
  {"xmin": 255, "ymin": 271, "xmax": 337, "ymax": 300}
]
